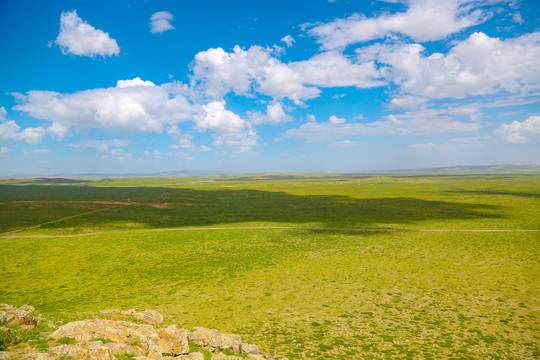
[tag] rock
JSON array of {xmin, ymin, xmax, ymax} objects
[
  {"xmin": 102, "ymin": 342, "xmax": 143, "ymax": 356},
  {"xmin": 20, "ymin": 324, "xmax": 35, "ymax": 331},
  {"xmin": 49, "ymin": 344, "xmax": 89, "ymax": 358},
  {"xmin": 50, "ymin": 319, "xmax": 162, "ymax": 359},
  {"xmin": 87, "ymin": 342, "xmax": 116, "ymax": 360},
  {"xmin": 241, "ymin": 343, "xmax": 260, "ymax": 354},
  {"xmin": 212, "ymin": 355, "xmax": 245, "ymax": 360},
  {"xmin": 4, "ymin": 309, "xmax": 37, "ymax": 326},
  {"xmin": 0, "ymin": 351, "xmax": 10, "ymax": 360},
  {"xmin": 189, "ymin": 327, "xmax": 241, "ymax": 353},
  {"xmin": 143, "ymin": 309, "xmax": 164, "ymax": 324},
  {"xmin": 19, "ymin": 305, "xmax": 35, "ymax": 313},
  {"xmin": 100, "ymin": 308, "xmax": 164, "ymax": 324},
  {"xmin": 157, "ymin": 324, "xmax": 189, "ymax": 355},
  {"xmin": 0, "ymin": 304, "xmax": 16, "ymax": 311}
]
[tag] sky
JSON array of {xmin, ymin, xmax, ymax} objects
[{"xmin": 0, "ymin": 0, "xmax": 539, "ymax": 175}]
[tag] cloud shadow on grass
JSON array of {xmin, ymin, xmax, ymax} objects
[{"xmin": 0, "ymin": 184, "xmax": 506, "ymax": 233}]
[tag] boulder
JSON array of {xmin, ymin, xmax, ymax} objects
[
  {"xmin": 50, "ymin": 319, "xmax": 161, "ymax": 359},
  {"xmin": 102, "ymin": 342, "xmax": 143, "ymax": 356},
  {"xmin": 189, "ymin": 327, "xmax": 241, "ymax": 353},
  {"xmin": 241, "ymin": 343, "xmax": 261, "ymax": 355},
  {"xmin": 3, "ymin": 309, "xmax": 37, "ymax": 326},
  {"xmin": 157, "ymin": 324, "xmax": 189, "ymax": 355},
  {"xmin": 143, "ymin": 309, "xmax": 164, "ymax": 324},
  {"xmin": 49, "ymin": 344, "xmax": 89, "ymax": 358},
  {"xmin": 99, "ymin": 308, "xmax": 164, "ymax": 324}
]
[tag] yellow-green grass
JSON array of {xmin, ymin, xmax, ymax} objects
[
  {"xmin": 0, "ymin": 173, "xmax": 539, "ymax": 359},
  {"xmin": 1, "ymin": 229, "xmax": 538, "ymax": 359}
]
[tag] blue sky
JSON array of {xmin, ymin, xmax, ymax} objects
[{"xmin": 0, "ymin": 0, "xmax": 539, "ymax": 175}]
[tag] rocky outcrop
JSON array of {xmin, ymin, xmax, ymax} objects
[
  {"xmin": 0, "ymin": 304, "xmax": 38, "ymax": 329},
  {"xmin": 189, "ymin": 327, "xmax": 242, "ymax": 353},
  {"xmin": 100, "ymin": 308, "xmax": 164, "ymax": 324},
  {"xmin": 1, "ymin": 305, "xmax": 285, "ymax": 360}
]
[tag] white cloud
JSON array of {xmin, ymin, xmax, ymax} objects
[
  {"xmin": 194, "ymin": 101, "xmax": 258, "ymax": 152},
  {"xmin": 280, "ymin": 35, "xmax": 295, "ymax": 47},
  {"xmin": 55, "ymin": 10, "xmax": 120, "ymax": 57},
  {"xmin": 285, "ymin": 105, "xmax": 481, "ymax": 142},
  {"xmin": 359, "ymin": 31, "xmax": 540, "ymax": 100},
  {"xmin": 69, "ymin": 139, "xmax": 132, "ymax": 159},
  {"xmin": 14, "ymin": 79, "xmax": 195, "ymax": 134},
  {"xmin": 494, "ymin": 115, "xmax": 540, "ymax": 143},
  {"xmin": 0, "ymin": 146, "xmax": 8, "ymax": 156},
  {"xmin": 31, "ymin": 149, "xmax": 51, "ymax": 155},
  {"xmin": 329, "ymin": 139, "xmax": 364, "ymax": 147},
  {"xmin": 69, "ymin": 139, "xmax": 131, "ymax": 152},
  {"xmin": 47, "ymin": 122, "xmax": 69, "ymax": 140},
  {"xmin": 0, "ymin": 107, "xmax": 7, "ymax": 121},
  {"xmin": 248, "ymin": 101, "xmax": 293, "ymax": 125},
  {"xmin": 191, "ymin": 46, "xmax": 383, "ymax": 104},
  {"xmin": 169, "ymin": 133, "xmax": 212, "ymax": 153},
  {"xmin": 308, "ymin": 0, "xmax": 495, "ymax": 49},
  {"xmin": 0, "ymin": 115, "xmax": 46, "ymax": 144},
  {"xmin": 117, "ymin": 77, "xmax": 155, "ymax": 88},
  {"xmin": 409, "ymin": 136, "xmax": 490, "ymax": 151},
  {"xmin": 150, "ymin": 11, "xmax": 175, "ymax": 34},
  {"xmin": 328, "ymin": 115, "xmax": 346, "ymax": 124}
]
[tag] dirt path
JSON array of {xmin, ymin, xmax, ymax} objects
[{"xmin": 1, "ymin": 226, "xmax": 538, "ymax": 239}]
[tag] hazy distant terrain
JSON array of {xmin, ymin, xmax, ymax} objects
[{"xmin": 1, "ymin": 173, "xmax": 539, "ymax": 359}]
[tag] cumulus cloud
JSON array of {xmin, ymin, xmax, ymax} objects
[
  {"xmin": 194, "ymin": 101, "xmax": 258, "ymax": 152},
  {"xmin": 280, "ymin": 35, "xmax": 295, "ymax": 47},
  {"xmin": 248, "ymin": 101, "xmax": 293, "ymax": 125},
  {"xmin": 328, "ymin": 115, "xmax": 346, "ymax": 124},
  {"xmin": 285, "ymin": 105, "xmax": 481, "ymax": 142},
  {"xmin": 0, "ymin": 108, "xmax": 47, "ymax": 144},
  {"xmin": 150, "ymin": 11, "xmax": 175, "ymax": 34},
  {"xmin": 191, "ymin": 45, "xmax": 383, "ymax": 104},
  {"xmin": 55, "ymin": 10, "xmax": 120, "ymax": 57},
  {"xmin": 308, "ymin": 0, "xmax": 495, "ymax": 49},
  {"xmin": 494, "ymin": 116, "xmax": 540, "ymax": 143},
  {"xmin": 14, "ymin": 79, "xmax": 195, "ymax": 134},
  {"xmin": 358, "ymin": 31, "xmax": 540, "ymax": 100}
]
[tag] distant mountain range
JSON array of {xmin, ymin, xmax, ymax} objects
[{"xmin": 1, "ymin": 164, "xmax": 538, "ymax": 179}]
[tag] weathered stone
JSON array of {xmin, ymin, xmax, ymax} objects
[
  {"xmin": 87, "ymin": 342, "xmax": 116, "ymax": 360},
  {"xmin": 142, "ymin": 309, "xmax": 164, "ymax": 324},
  {"xmin": 102, "ymin": 342, "xmax": 143, "ymax": 356},
  {"xmin": 241, "ymin": 343, "xmax": 260, "ymax": 354},
  {"xmin": 20, "ymin": 324, "xmax": 35, "ymax": 331},
  {"xmin": 19, "ymin": 305, "xmax": 35, "ymax": 313},
  {"xmin": 49, "ymin": 344, "xmax": 88, "ymax": 358},
  {"xmin": 0, "ymin": 304, "xmax": 16, "ymax": 311},
  {"xmin": 212, "ymin": 355, "xmax": 244, "ymax": 360},
  {"xmin": 50, "ymin": 319, "xmax": 161, "ymax": 358},
  {"xmin": 189, "ymin": 327, "xmax": 241, "ymax": 353},
  {"xmin": 4, "ymin": 309, "xmax": 37, "ymax": 326},
  {"xmin": 100, "ymin": 308, "xmax": 164, "ymax": 324},
  {"xmin": 157, "ymin": 324, "xmax": 189, "ymax": 355},
  {"xmin": 174, "ymin": 353, "xmax": 205, "ymax": 360}
]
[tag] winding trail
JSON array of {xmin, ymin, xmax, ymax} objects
[{"xmin": 1, "ymin": 226, "xmax": 538, "ymax": 239}]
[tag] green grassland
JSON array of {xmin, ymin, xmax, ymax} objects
[{"xmin": 0, "ymin": 173, "xmax": 539, "ymax": 359}]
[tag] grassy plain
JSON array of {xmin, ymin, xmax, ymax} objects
[{"xmin": 0, "ymin": 173, "xmax": 539, "ymax": 359}]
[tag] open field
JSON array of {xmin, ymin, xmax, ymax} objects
[{"xmin": 0, "ymin": 173, "xmax": 539, "ymax": 359}]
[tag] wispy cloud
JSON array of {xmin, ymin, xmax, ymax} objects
[{"xmin": 150, "ymin": 11, "xmax": 175, "ymax": 34}]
